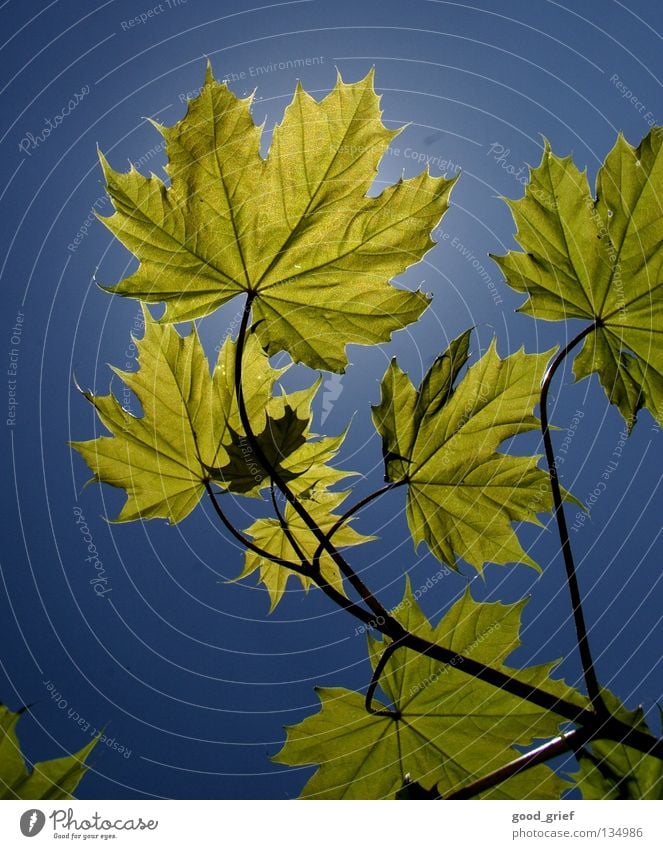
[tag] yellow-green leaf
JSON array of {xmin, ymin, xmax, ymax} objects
[
  {"xmin": 237, "ymin": 491, "xmax": 374, "ymax": 612},
  {"xmin": 572, "ymin": 691, "xmax": 663, "ymax": 799},
  {"xmin": 98, "ymin": 64, "xmax": 455, "ymax": 372},
  {"xmin": 209, "ymin": 381, "xmax": 352, "ymax": 500},
  {"xmin": 373, "ymin": 332, "xmax": 555, "ymax": 572},
  {"xmin": 71, "ymin": 315, "xmax": 344, "ymax": 522},
  {"xmin": 274, "ymin": 582, "xmax": 585, "ymax": 798},
  {"xmin": 493, "ymin": 130, "xmax": 663, "ymax": 427},
  {"xmin": 1, "ymin": 704, "xmax": 97, "ymax": 800}
]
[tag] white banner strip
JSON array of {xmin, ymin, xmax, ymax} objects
[{"xmin": 0, "ymin": 800, "xmax": 661, "ymax": 848}]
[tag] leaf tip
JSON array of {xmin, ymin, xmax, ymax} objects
[
  {"xmin": 71, "ymin": 371, "xmax": 90, "ymax": 399},
  {"xmin": 540, "ymin": 135, "xmax": 552, "ymax": 154},
  {"xmin": 204, "ymin": 56, "xmax": 215, "ymax": 85},
  {"xmin": 97, "ymin": 147, "xmax": 113, "ymax": 180}
]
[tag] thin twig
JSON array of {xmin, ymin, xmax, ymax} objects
[
  {"xmin": 233, "ymin": 294, "xmax": 393, "ymax": 622},
  {"xmin": 540, "ymin": 321, "xmax": 605, "ymax": 713},
  {"xmin": 207, "ymin": 481, "xmax": 377, "ymax": 623},
  {"xmin": 204, "ymin": 481, "xmax": 305, "ymax": 573},
  {"xmin": 270, "ymin": 483, "xmax": 310, "ymax": 571},
  {"xmin": 311, "ymin": 480, "xmax": 405, "ymax": 574},
  {"xmin": 365, "ymin": 641, "xmax": 400, "ymax": 718}
]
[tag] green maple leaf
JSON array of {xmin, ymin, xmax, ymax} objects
[
  {"xmin": 372, "ymin": 330, "xmax": 556, "ymax": 571},
  {"xmin": 71, "ymin": 315, "xmax": 347, "ymax": 522},
  {"xmin": 236, "ymin": 491, "xmax": 375, "ymax": 612},
  {"xmin": 572, "ymin": 691, "xmax": 662, "ymax": 799},
  {"xmin": 274, "ymin": 581, "xmax": 584, "ymax": 799},
  {"xmin": 208, "ymin": 381, "xmax": 351, "ymax": 499},
  {"xmin": 210, "ymin": 408, "xmax": 308, "ymax": 493},
  {"xmin": 1, "ymin": 704, "xmax": 97, "ymax": 799},
  {"xmin": 493, "ymin": 130, "xmax": 663, "ymax": 428},
  {"xmin": 98, "ymin": 64, "xmax": 455, "ymax": 372}
]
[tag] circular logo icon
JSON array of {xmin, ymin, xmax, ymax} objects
[{"xmin": 20, "ymin": 810, "xmax": 46, "ymax": 837}]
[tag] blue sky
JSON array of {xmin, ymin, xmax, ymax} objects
[{"xmin": 1, "ymin": 0, "xmax": 661, "ymax": 799}]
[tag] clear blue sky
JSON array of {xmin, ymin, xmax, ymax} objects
[{"xmin": 1, "ymin": 0, "xmax": 661, "ymax": 799}]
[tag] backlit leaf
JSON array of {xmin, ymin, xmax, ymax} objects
[
  {"xmin": 373, "ymin": 331, "xmax": 556, "ymax": 571},
  {"xmin": 71, "ymin": 315, "xmax": 347, "ymax": 522},
  {"xmin": 237, "ymin": 491, "xmax": 375, "ymax": 612},
  {"xmin": 493, "ymin": 130, "xmax": 663, "ymax": 428},
  {"xmin": 0, "ymin": 704, "xmax": 97, "ymax": 800},
  {"xmin": 572, "ymin": 691, "xmax": 663, "ymax": 799},
  {"xmin": 98, "ymin": 64, "xmax": 455, "ymax": 372},
  {"xmin": 274, "ymin": 581, "xmax": 584, "ymax": 798}
]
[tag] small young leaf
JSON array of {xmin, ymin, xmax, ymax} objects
[
  {"xmin": 373, "ymin": 332, "xmax": 556, "ymax": 572},
  {"xmin": 236, "ymin": 491, "xmax": 375, "ymax": 612},
  {"xmin": 1, "ymin": 704, "xmax": 97, "ymax": 800},
  {"xmin": 493, "ymin": 130, "xmax": 663, "ymax": 428},
  {"xmin": 274, "ymin": 581, "xmax": 585, "ymax": 799},
  {"xmin": 208, "ymin": 381, "xmax": 352, "ymax": 499},
  {"xmin": 209, "ymin": 407, "xmax": 308, "ymax": 493},
  {"xmin": 98, "ymin": 64, "xmax": 456, "ymax": 372}
]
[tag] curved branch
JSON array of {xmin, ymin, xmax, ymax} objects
[
  {"xmin": 311, "ymin": 480, "xmax": 405, "ymax": 575},
  {"xmin": 204, "ymin": 481, "xmax": 306, "ymax": 573},
  {"xmin": 540, "ymin": 321, "xmax": 604, "ymax": 712},
  {"xmin": 365, "ymin": 641, "xmax": 400, "ymax": 718},
  {"xmin": 234, "ymin": 294, "xmax": 394, "ymax": 624}
]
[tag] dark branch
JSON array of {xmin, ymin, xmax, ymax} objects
[
  {"xmin": 311, "ymin": 480, "xmax": 405, "ymax": 575},
  {"xmin": 233, "ymin": 294, "xmax": 394, "ymax": 623},
  {"xmin": 204, "ymin": 481, "xmax": 307, "ymax": 573},
  {"xmin": 540, "ymin": 321, "xmax": 605, "ymax": 712},
  {"xmin": 365, "ymin": 641, "xmax": 400, "ymax": 718},
  {"xmin": 269, "ymin": 482, "xmax": 310, "ymax": 573}
]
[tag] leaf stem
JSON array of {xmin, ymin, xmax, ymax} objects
[
  {"xmin": 234, "ymin": 294, "xmax": 393, "ymax": 623},
  {"xmin": 365, "ymin": 642, "xmax": 400, "ymax": 718},
  {"xmin": 269, "ymin": 482, "xmax": 312, "ymax": 573},
  {"xmin": 311, "ymin": 480, "xmax": 405, "ymax": 573},
  {"xmin": 540, "ymin": 321, "xmax": 604, "ymax": 713},
  {"xmin": 205, "ymin": 481, "xmax": 375, "ymax": 622},
  {"xmin": 203, "ymin": 481, "xmax": 305, "ymax": 573}
]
